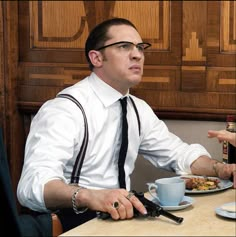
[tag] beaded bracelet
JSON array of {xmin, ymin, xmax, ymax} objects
[{"xmin": 71, "ymin": 187, "xmax": 88, "ymax": 214}]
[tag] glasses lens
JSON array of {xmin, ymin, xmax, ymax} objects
[
  {"xmin": 118, "ymin": 42, "xmax": 133, "ymax": 51},
  {"xmin": 137, "ymin": 43, "xmax": 150, "ymax": 51},
  {"xmin": 137, "ymin": 44, "xmax": 145, "ymax": 52}
]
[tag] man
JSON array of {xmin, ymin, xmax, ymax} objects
[{"xmin": 17, "ymin": 18, "xmax": 236, "ymax": 232}]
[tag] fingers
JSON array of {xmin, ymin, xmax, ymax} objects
[
  {"xmin": 125, "ymin": 191, "xmax": 147, "ymax": 216},
  {"xmin": 108, "ymin": 190, "xmax": 146, "ymax": 220},
  {"xmin": 207, "ymin": 130, "xmax": 224, "ymax": 139},
  {"xmin": 208, "ymin": 130, "xmax": 229, "ymax": 144},
  {"xmin": 219, "ymin": 164, "xmax": 236, "ymax": 182},
  {"xmin": 109, "ymin": 198, "xmax": 130, "ymax": 220},
  {"xmin": 208, "ymin": 130, "xmax": 235, "ymax": 145},
  {"xmin": 110, "ymin": 201, "xmax": 126, "ymax": 220},
  {"xmin": 116, "ymin": 201, "xmax": 128, "ymax": 220},
  {"xmin": 111, "ymin": 192, "xmax": 135, "ymax": 220},
  {"xmin": 207, "ymin": 130, "xmax": 218, "ymax": 138}
]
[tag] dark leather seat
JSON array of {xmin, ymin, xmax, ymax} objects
[
  {"xmin": 52, "ymin": 213, "xmax": 63, "ymax": 237},
  {"xmin": 0, "ymin": 127, "xmax": 63, "ymax": 236}
]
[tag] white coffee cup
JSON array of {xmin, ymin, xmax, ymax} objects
[{"xmin": 148, "ymin": 177, "xmax": 185, "ymax": 206}]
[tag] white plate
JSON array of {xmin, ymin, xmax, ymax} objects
[
  {"xmin": 180, "ymin": 175, "xmax": 233, "ymax": 194},
  {"xmin": 215, "ymin": 202, "xmax": 236, "ymax": 219},
  {"xmin": 150, "ymin": 195, "xmax": 194, "ymax": 211}
]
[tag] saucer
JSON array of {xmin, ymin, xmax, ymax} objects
[
  {"xmin": 150, "ymin": 195, "xmax": 194, "ymax": 211},
  {"xmin": 215, "ymin": 202, "xmax": 236, "ymax": 219}
]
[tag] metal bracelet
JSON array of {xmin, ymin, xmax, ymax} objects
[
  {"xmin": 212, "ymin": 160, "xmax": 221, "ymax": 177},
  {"xmin": 72, "ymin": 187, "xmax": 88, "ymax": 214}
]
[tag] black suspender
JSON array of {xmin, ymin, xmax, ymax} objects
[
  {"xmin": 56, "ymin": 93, "xmax": 141, "ymax": 184},
  {"xmin": 57, "ymin": 93, "xmax": 88, "ymax": 184}
]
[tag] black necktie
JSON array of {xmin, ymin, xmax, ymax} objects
[{"xmin": 118, "ymin": 97, "xmax": 128, "ymax": 189}]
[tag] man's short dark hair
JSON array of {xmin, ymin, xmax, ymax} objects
[{"xmin": 85, "ymin": 18, "xmax": 137, "ymax": 71}]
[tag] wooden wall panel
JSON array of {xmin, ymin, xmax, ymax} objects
[
  {"xmin": 207, "ymin": 1, "xmax": 236, "ymax": 67},
  {"xmin": 220, "ymin": 1, "xmax": 236, "ymax": 53},
  {"xmin": 113, "ymin": 1, "xmax": 170, "ymax": 50},
  {"xmin": 182, "ymin": 1, "xmax": 207, "ymax": 64},
  {"xmin": 17, "ymin": 63, "xmax": 89, "ymax": 112},
  {"xmin": 30, "ymin": 1, "xmax": 88, "ymax": 48},
  {"xmin": 181, "ymin": 66, "xmax": 206, "ymax": 91},
  {"xmin": 207, "ymin": 67, "xmax": 236, "ymax": 93},
  {"xmin": 136, "ymin": 66, "xmax": 180, "ymax": 91},
  {"xmin": 17, "ymin": 0, "xmax": 235, "ymax": 119}
]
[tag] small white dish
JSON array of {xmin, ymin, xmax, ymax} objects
[
  {"xmin": 215, "ymin": 202, "xmax": 236, "ymax": 219},
  {"xmin": 150, "ymin": 195, "xmax": 194, "ymax": 211}
]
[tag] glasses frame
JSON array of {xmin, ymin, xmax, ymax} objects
[{"xmin": 95, "ymin": 41, "xmax": 151, "ymax": 52}]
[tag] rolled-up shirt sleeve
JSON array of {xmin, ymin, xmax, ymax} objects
[
  {"xmin": 138, "ymin": 100, "xmax": 211, "ymax": 175},
  {"xmin": 17, "ymin": 98, "xmax": 85, "ymax": 212}
]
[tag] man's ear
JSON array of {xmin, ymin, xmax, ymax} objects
[{"xmin": 88, "ymin": 50, "xmax": 103, "ymax": 68}]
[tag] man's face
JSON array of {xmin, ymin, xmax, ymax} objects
[{"xmin": 94, "ymin": 25, "xmax": 146, "ymax": 95}]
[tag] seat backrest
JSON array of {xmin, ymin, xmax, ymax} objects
[
  {"xmin": 0, "ymin": 127, "xmax": 59, "ymax": 236},
  {"xmin": 0, "ymin": 127, "xmax": 23, "ymax": 235}
]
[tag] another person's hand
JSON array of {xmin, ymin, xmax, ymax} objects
[
  {"xmin": 83, "ymin": 189, "xmax": 147, "ymax": 220},
  {"xmin": 208, "ymin": 129, "xmax": 236, "ymax": 147},
  {"xmin": 215, "ymin": 163, "xmax": 236, "ymax": 188}
]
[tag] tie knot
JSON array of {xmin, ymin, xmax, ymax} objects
[{"xmin": 119, "ymin": 97, "xmax": 127, "ymax": 110}]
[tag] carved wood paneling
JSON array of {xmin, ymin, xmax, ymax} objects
[
  {"xmin": 207, "ymin": 67, "xmax": 236, "ymax": 93},
  {"xmin": 30, "ymin": 1, "xmax": 88, "ymax": 48},
  {"xmin": 220, "ymin": 1, "xmax": 236, "ymax": 52},
  {"xmin": 182, "ymin": 1, "xmax": 207, "ymax": 64},
  {"xmin": 18, "ymin": 63, "xmax": 89, "ymax": 105},
  {"xmin": 138, "ymin": 66, "xmax": 180, "ymax": 91},
  {"xmin": 207, "ymin": 1, "xmax": 236, "ymax": 67},
  {"xmin": 183, "ymin": 32, "xmax": 206, "ymax": 62},
  {"xmin": 113, "ymin": 1, "xmax": 170, "ymax": 50},
  {"xmin": 17, "ymin": 0, "xmax": 235, "ymax": 119},
  {"xmin": 181, "ymin": 66, "xmax": 206, "ymax": 91}
]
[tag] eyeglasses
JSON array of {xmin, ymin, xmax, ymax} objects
[{"xmin": 95, "ymin": 41, "xmax": 151, "ymax": 53}]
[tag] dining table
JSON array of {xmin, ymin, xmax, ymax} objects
[{"xmin": 60, "ymin": 188, "xmax": 236, "ymax": 236}]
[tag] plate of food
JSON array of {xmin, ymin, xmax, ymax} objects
[
  {"xmin": 180, "ymin": 175, "xmax": 233, "ymax": 194},
  {"xmin": 215, "ymin": 202, "xmax": 236, "ymax": 219}
]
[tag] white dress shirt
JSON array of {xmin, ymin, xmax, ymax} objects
[{"xmin": 17, "ymin": 72, "xmax": 211, "ymax": 212}]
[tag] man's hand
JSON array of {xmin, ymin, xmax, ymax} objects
[
  {"xmin": 81, "ymin": 189, "xmax": 147, "ymax": 220},
  {"xmin": 216, "ymin": 163, "xmax": 236, "ymax": 188}
]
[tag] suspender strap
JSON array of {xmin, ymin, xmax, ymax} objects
[
  {"xmin": 129, "ymin": 96, "xmax": 141, "ymax": 136},
  {"xmin": 56, "ymin": 94, "xmax": 141, "ymax": 184},
  {"xmin": 57, "ymin": 94, "xmax": 88, "ymax": 184}
]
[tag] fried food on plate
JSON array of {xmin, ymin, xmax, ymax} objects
[{"xmin": 182, "ymin": 176, "xmax": 220, "ymax": 191}]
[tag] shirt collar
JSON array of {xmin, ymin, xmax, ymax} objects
[{"xmin": 89, "ymin": 72, "xmax": 129, "ymax": 107}]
